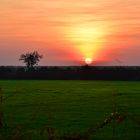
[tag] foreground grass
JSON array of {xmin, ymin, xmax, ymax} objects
[{"xmin": 0, "ymin": 80, "xmax": 140, "ymax": 139}]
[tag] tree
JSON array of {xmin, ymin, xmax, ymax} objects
[{"xmin": 19, "ymin": 51, "xmax": 43, "ymax": 68}]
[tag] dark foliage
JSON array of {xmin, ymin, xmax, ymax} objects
[
  {"xmin": 19, "ymin": 51, "xmax": 43, "ymax": 68},
  {"xmin": 0, "ymin": 66, "xmax": 140, "ymax": 80}
]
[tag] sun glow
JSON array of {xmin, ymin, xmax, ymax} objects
[{"xmin": 65, "ymin": 24, "xmax": 106, "ymax": 61}]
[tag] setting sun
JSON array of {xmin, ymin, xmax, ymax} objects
[
  {"xmin": 64, "ymin": 23, "xmax": 106, "ymax": 62},
  {"xmin": 85, "ymin": 58, "xmax": 93, "ymax": 65}
]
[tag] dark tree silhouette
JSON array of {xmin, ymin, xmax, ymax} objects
[{"xmin": 19, "ymin": 51, "xmax": 43, "ymax": 68}]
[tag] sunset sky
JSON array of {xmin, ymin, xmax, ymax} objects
[{"xmin": 0, "ymin": 0, "xmax": 140, "ymax": 66}]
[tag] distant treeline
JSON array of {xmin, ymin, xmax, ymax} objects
[{"xmin": 0, "ymin": 66, "xmax": 140, "ymax": 80}]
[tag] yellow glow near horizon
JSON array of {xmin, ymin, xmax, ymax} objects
[
  {"xmin": 73, "ymin": 25, "xmax": 101, "ymax": 42},
  {"xmin": 65, "ymin": 24, "xmax": 106, "ymax": 60}
]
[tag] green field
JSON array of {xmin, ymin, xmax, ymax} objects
[{"xmin": 0, "ymin": 80, "xmax": 140, "ymax": 139}]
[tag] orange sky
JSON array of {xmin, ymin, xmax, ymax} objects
[{"xmin": 0, "ymin": 0, "xmax": 140, "ymax": 65}]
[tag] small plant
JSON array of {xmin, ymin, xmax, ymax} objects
[{"xmin": 11, "ymin": 127, "xmax": 24, "ymax": 140}]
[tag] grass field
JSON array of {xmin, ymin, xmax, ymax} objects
[{"xmin": 0, "ymin": 80, "xmax": 140, "ymax": 139}]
